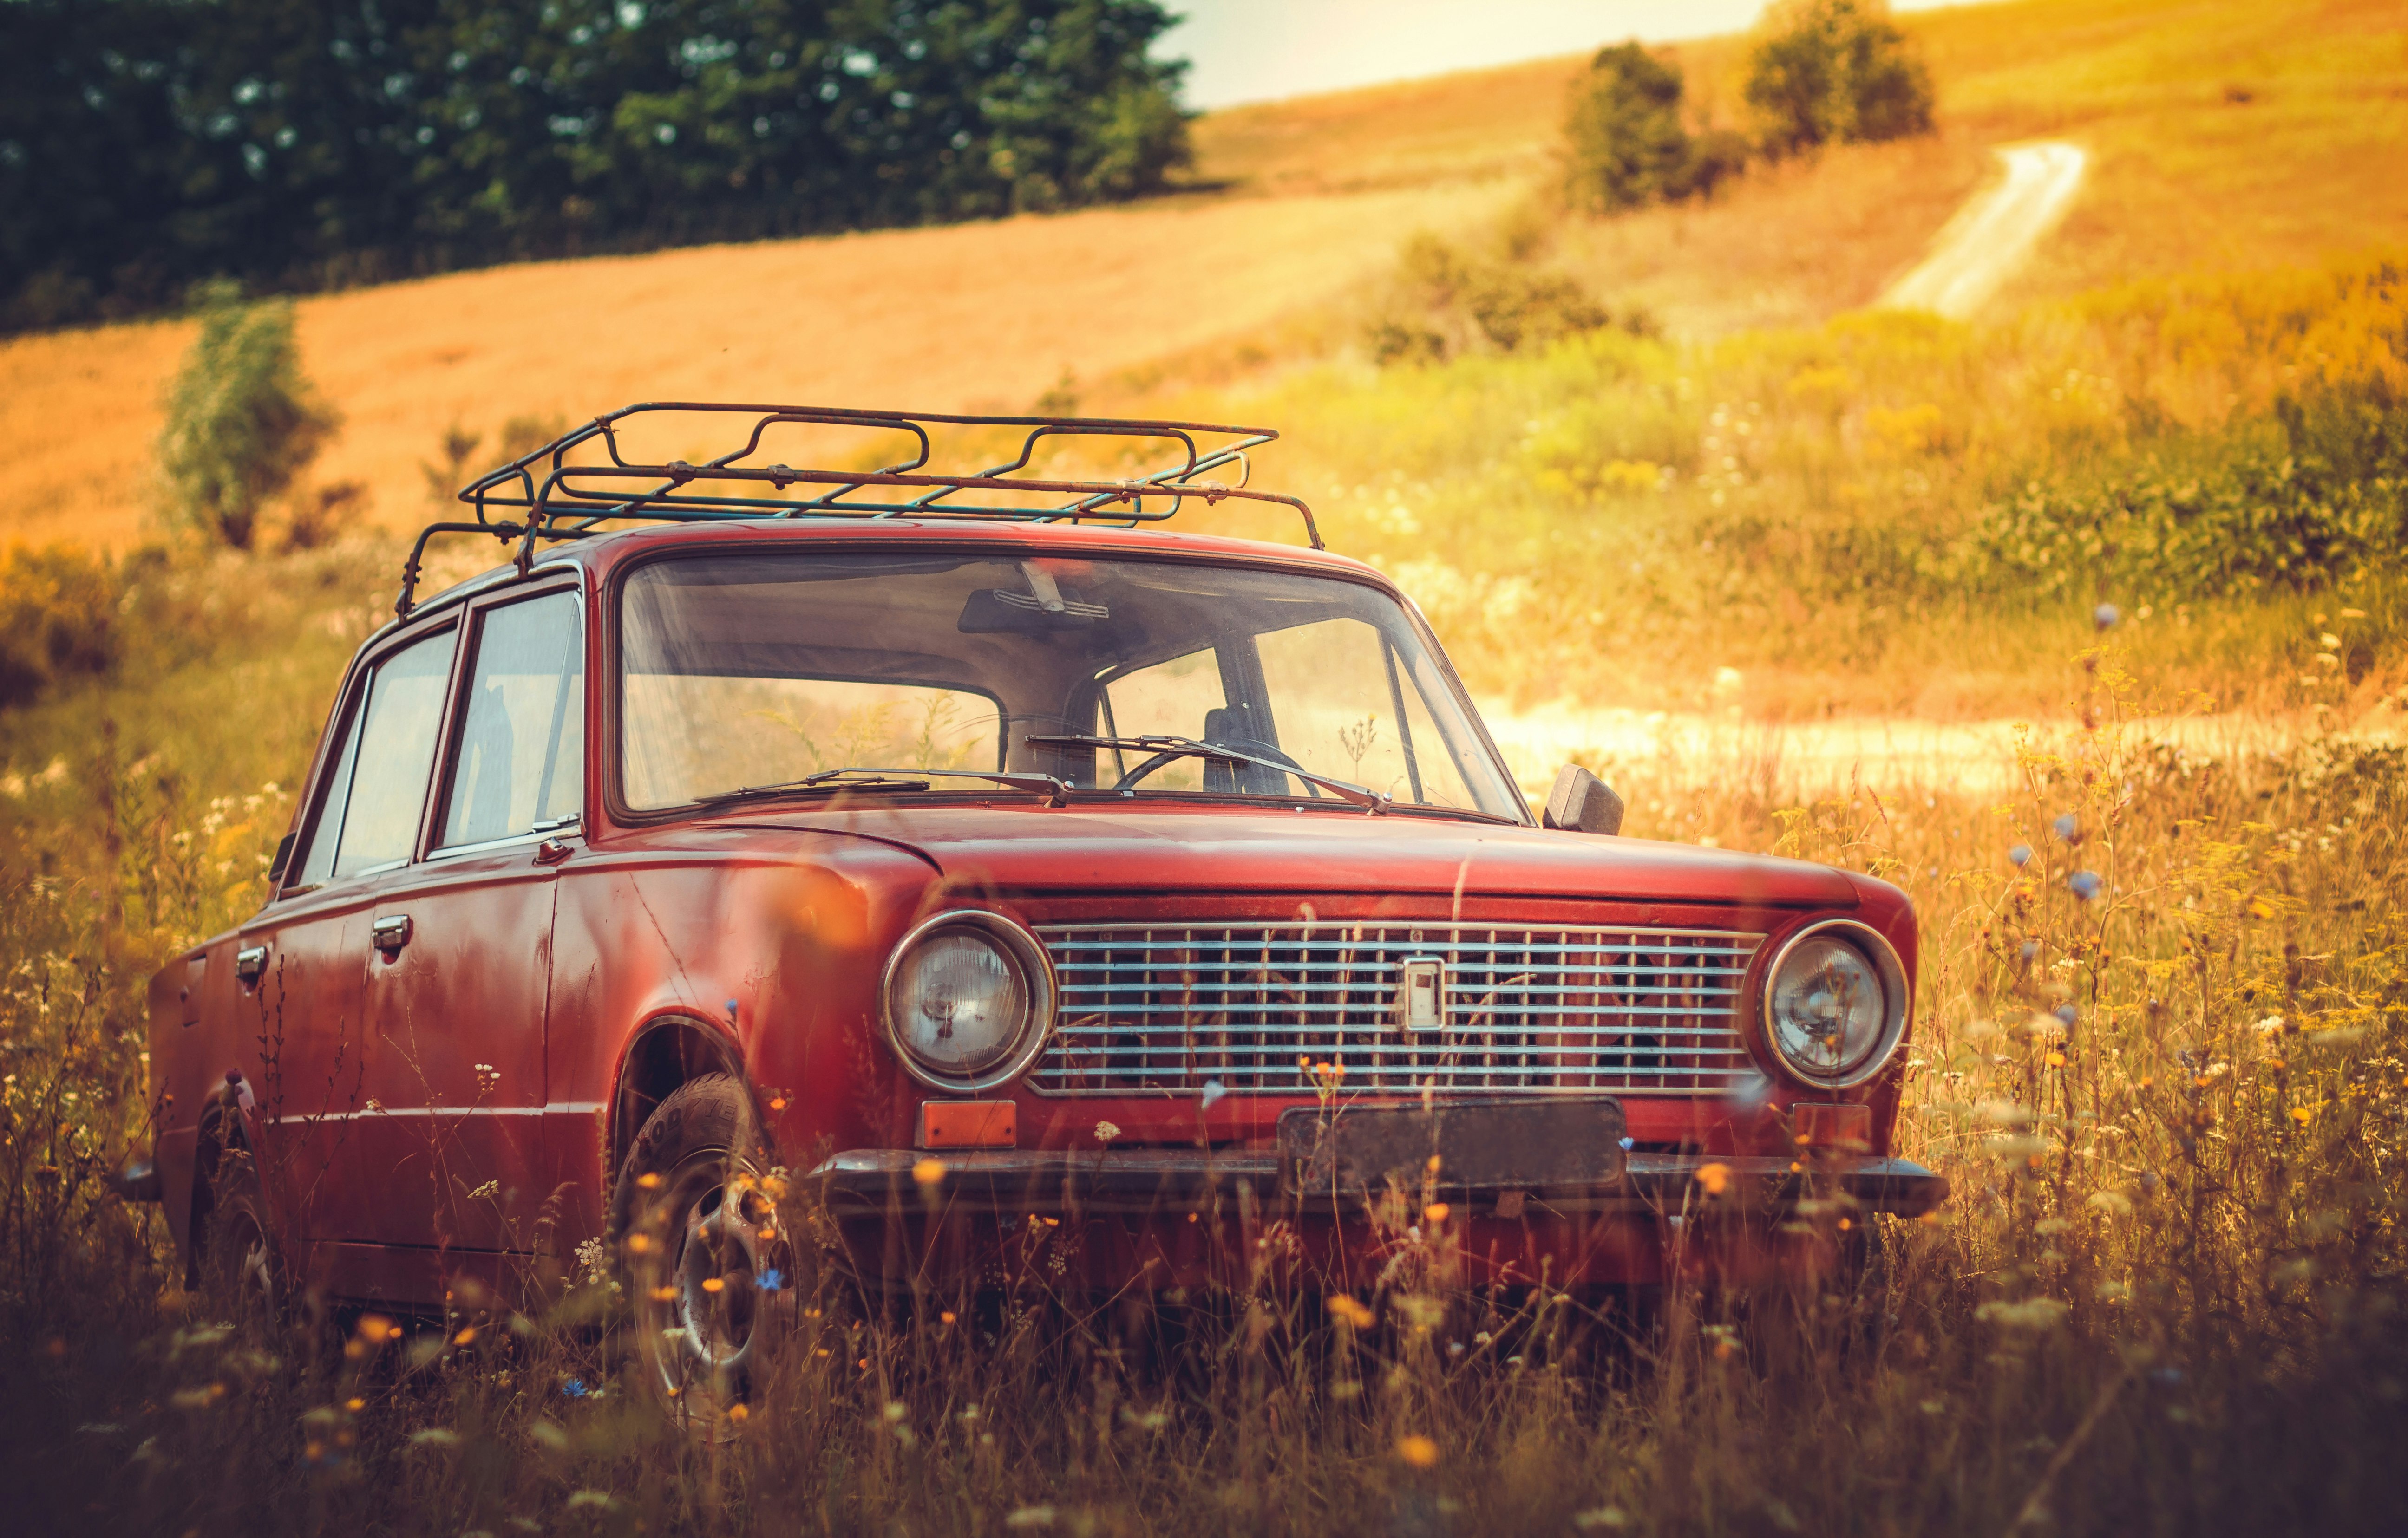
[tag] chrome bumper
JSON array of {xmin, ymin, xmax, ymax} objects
[{"xmin": 806, "ymin": 1148, "xmax": 1947, "ymax": 1219}]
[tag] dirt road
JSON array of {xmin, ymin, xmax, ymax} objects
[{"xmin": 1880, "ymin": 141, "xmax": 2086, "ymax": 318}]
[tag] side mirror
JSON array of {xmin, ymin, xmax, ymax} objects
[{"xmin": 1543, "ymin": 765, "xmax": 1625, "ymax": 836}]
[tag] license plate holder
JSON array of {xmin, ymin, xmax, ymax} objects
[{"xmin": 1278, "ymin": 1097, "xmax": 1627, "ymax": 1195}]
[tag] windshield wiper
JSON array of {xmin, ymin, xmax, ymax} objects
[
  {"xmin": 696, "ymin": 767, "xmax": 1071, "ymax": 808},
  {"xmin": 1025, "ymin": 734, "xmax": 1390, "ymax": 814}
]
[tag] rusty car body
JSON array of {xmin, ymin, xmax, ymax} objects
[{"xmin": 138, "ymin": 405, "xmax": 1943, "ymax": 1417}]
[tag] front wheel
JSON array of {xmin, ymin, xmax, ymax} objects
[
  {"xmin": 610, "ymin": 1074, "xmax": 793, "ymax": 1432},
  {"xmin": 199, "ymin": 1146, "xmax": 282, "ymax": 1333}
]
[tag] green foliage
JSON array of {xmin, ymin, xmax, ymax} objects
[
  {"xmin": 156, "ymin": 289, "xmax": 339, "ymax": 551},
  {"xmin": 0, "ymin": 547, "xmax": 119, "ymax": 710},
  {"xmin": 1367, "ymin": 234, "xmax": 1635, "ymax": 366},
  {"xmin": 1563, "ymin": 42, "xmax": 1747, "ymax": 215},
  {"xmin": 1746, "ymin": 0, "xmax": 1935, "ymax": 157},
  {"xmin": 0, "ymin": 0, "xmax": 1192, "ymax": 332}
]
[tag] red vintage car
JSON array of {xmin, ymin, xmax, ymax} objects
[{"xmin": 138, "ymin": 405, "xmax": 1941, "ymax": 1421}]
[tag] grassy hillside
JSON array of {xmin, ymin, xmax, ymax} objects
[{"xmin": 9, "ymin": 0, "xmax": 2402, "ymax": 556}]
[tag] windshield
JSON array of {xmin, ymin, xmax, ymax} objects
[{"xmin": 616, "ymin": 550, "xmax": 1523, "ymax": 820}]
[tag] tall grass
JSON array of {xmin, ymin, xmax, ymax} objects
[
  {"xmin": 4, "ymin": 548, "xmax": 2406, "ymax": 1531},
  {"xmin": 1156, "ymin": 250, "xmax": 2407, "ymax": 716}
]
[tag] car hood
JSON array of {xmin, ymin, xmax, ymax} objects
[{"xmin": 685, "ymin": 802, "xmax": 1857, "ymax": 907}]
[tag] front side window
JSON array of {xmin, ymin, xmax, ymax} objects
[
  {"xmin": 438, "ymin": 591, "xmax": 585, "ymax": 849},
  {"xmin": 617, "ymin": 552, "xmax": 1521, "ymax": 820},
  {"xmin": 294, "ymin": 626, "xmax": 458, "ymax": 885}
]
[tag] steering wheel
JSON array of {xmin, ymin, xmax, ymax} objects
[{"xmin": 1112, "ymin": 736, "xmax": 1323, "ymax": 796}]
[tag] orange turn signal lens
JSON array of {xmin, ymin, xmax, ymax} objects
[{"xmin": 917, "ymin": 1099, "xmax": 1018, "ymax": 1150}]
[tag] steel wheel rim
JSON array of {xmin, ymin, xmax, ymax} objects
[{"xmin": 636, "ymin": 1151, "xmax": 775, "ymax": 1408}]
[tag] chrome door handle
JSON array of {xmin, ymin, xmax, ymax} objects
[
  {"xmin": 371, "ymin": 915, "xmax": 414, "ymax": 955},
  {"xmin": 235, "ymin": 945, "xmax": 268, "ymax": 982}
]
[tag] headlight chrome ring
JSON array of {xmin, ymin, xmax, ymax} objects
[
  {"xmin": 879, "ymin": 909, "xmax": 1056, "ymax": 1094},
  {"xmin": 1756, "ymin": 918, "xmax": 1911, "ymax": 1091}
]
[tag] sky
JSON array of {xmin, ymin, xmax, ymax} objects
[{"xmin": 1156, "ymin": 0, "xmax": 1969, "ymax": 111}]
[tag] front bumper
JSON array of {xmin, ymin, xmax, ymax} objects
[{"xmin": 807, "ymin": 1147, "xmax": 1948, "ymax": 1220}]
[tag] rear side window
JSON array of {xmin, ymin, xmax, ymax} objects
[
  {"xmin": 294, "ymin": 627, "xmax": 458, "ymax": 886},
  {"xmin": 438, "ymin": 592, "xmax": 584, "ymax": 849}
]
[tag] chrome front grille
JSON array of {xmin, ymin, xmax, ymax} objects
[{"xmin": 1031, "ymin": 923, "xmax": 1765, "ymax": 1097}]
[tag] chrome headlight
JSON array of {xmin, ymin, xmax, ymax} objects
[
  {"xmin": 880, "ymin": 911, "xmax": 1055, "ymax": 1093},
  {"xmin": 1760, "ymin": 919, "xmax": 1909, "ymax": 1090}
]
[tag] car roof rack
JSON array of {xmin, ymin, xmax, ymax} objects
[{"xmin": 396, "ymin": 402, "xmax": 1320, "ymax": 619}]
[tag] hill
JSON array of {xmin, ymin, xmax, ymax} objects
[{"xmin": 2, "ymin": 0, "xmax": 2402, "ymax": 552}]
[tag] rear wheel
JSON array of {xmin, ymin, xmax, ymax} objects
[{"xmin": 611, "ymin": 1074, "xmax": 792, "ymax": 1433}]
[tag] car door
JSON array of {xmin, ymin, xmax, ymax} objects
[
  {"xmin": 236, "ymin": 622, "xmax": 458, "ymax": 1272},
  {"xmin": 350, "ymin": 586, "xmax": 583, "ymax": 1255}
]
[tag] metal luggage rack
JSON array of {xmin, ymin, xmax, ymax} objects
[{"xmin": 396, "ymin": 401, "xmax": 1319, "ymax": 619}]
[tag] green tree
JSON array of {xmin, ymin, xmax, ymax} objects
[
  {"xmin": 1745, "ymin": 0, "xmax": 1935, "ymax": 157},
  {"xmin": 156, "ymin": 287, "xmax": 339, "ymax": 551},
  {"xmin": 1564, "ymin": 42, "xmax": 1746, "ymax": 215}
]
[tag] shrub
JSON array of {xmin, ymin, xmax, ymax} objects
[
  {"xmin": 155, "ymin": 286, "xmax": 338, "ymax": 550},
  {"xmin": 1563, "ymin": 43, "xmax": 1734, "ymax": 214},
  {"xmin": 0, "ymin": 545, "xmax": 118, "ymax": 710},
  {"xmin": 1745, "ymin": 0, "xmax": 1935, "ymax": 156},
  {"xmin": 1366, "ymin": 235, "xmax": 1621, "ymax": 365}
]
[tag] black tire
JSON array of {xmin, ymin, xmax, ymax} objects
[
  {"xmin": 198, "ymin": 1145, "xmax": 283, "ymax": 1333},
  {"xmin": 610, "ymin": 1074, "xmax": 793, "ymax": 1432}
]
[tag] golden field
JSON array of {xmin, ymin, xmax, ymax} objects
[{"xmin": 5, "ymin": 0, "xmax": 2405, "ymax": 554}]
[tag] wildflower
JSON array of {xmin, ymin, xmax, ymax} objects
[
  {"xmin": 912, "ymin": 1157, "xmax": 945, "ymax": 1186},
  {"xmin": 2009, "ymin": 843, "xmax": 2033, "ymax": 867},
  {"xmin": 1396, "ymin": 1434, "xmax": 1440, "ymax": 1468},
  {"xmin": 1093, "ymin": 1120, "xmax": 1120, "ymax": 1144}
]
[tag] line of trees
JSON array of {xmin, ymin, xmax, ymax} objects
[
  {"xmin": 1, "ymin": 0, "xmax": 1191, "ymax": 332},
  {"xmin": 1564, "ymin": 0, "xmax": 1933, "ymax": 215}
]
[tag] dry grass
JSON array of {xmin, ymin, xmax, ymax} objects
[
  {"xmin": 5, "ymin": 606, "xmax": 2408, "ymax": 1534},
  {"xmin": 0, "ymin": 182, "xmax": 1516, "ymax": 552}
]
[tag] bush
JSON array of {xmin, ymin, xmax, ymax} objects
[
  {"xmin": 0, "ymin": 545, "xmax": 118, "ymax": 710},
  {"xmin": 1366, "ymin": 235, "xmax": 1623, "ymax": 365},
  {"xmin": 1746, "ymin": 0, "xmax": 1935, "ymax": 157},
  {"xmin": 1564, "ymin": 43, "xmax": 1749, "ymax": 215},
  {"xmin": 155, "ymin": 287, "xmax": 338, "ymax": 551}
]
